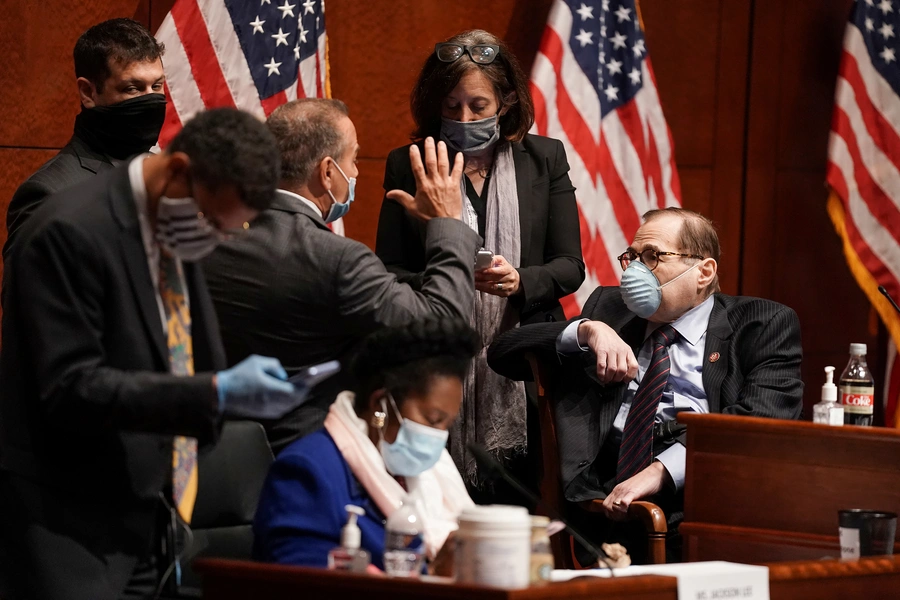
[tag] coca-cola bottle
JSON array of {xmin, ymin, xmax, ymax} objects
[{"xmin": 839, "ymin": 343, "xmax": 875, "ymax": 426}]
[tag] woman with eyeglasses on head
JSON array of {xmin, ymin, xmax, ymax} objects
[
  {"xmin": 376, "ymin": 30, "xmax": 585, "ymax": 498},
  {"xmin": 252, "ymin": 318, "xmax": 478, "ymax": 572}
]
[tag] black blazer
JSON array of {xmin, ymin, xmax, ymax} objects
[
  {"xmin": 376, "ymin": 134, "xmax": 585, "ymax": 324},
  {"xmin": 0, "ymin": 166, "xmax": 225, "ymax": 600},
  {"xmin": 487, "ymin": 287, "xmax": 804, "ymax": 502},
  {"xmin": 4, "ymin": 133, "xmax": 114, "ymax": 260}
]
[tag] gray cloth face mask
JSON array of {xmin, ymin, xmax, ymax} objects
[{"xmin": 440, "ymin": 114, "xmax": 500, "ymax": 155}]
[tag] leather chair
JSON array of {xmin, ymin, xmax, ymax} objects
[
  {"xmin": 526, "ymin": 353, "xmax": 668, "ymax": 567},
  {"xmin": 175, "ymin": 420, "xmax": 275, "ymax": 595}
]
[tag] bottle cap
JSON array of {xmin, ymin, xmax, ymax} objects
[
  {"xmin": 850, "ymin": 343, "xmax": 867, "ymax": 355},
  {"xmin": 822, "ymin": 366, "xmax": 837, "ymax": 402},
  {"xmin": 341, "ymin": 504, "xmax": 365, "ymax": 550}
]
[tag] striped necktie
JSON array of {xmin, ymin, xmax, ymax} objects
[
  {"xmin": 158, "ymin": 252, "xmax": 198, "ymax": 523},
  {"xmin": 616, "ymin": 324, "xmax": 678, "ymax": 483}
]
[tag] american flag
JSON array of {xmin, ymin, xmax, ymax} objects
[
  {"xmin": 154, "ymin": 0, "xmax": 342, "ymax": 233},
  {"xmin": 827, "ymin": 0, "xmax": 900, "ymax": 427},
  {"xmin": 529, "ymin": 0, "xmax": 681, "ymax": 314}
]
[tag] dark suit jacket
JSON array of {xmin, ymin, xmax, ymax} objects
[
  {"xmin": 4, "ymin": 133, "xmax": 113, "ymax": 260},
  {"xmin": 202, "ymin": 192, "xmax": 480, "ymax": 452},
  {"xmin": 0, "ymin": 166, "xmax": 225, "ymax": 600},
  {"xmin": 487, "ymin": 287, "xmax": 804, "ymax": 502},
  {"xmin": 376, "ymin": 134, "xmax": 585, "ymax": 325}
]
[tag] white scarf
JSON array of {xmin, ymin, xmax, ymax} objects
[{"xmin": 323, "ymin": 392, "xmax": 474, "ymax": 558}]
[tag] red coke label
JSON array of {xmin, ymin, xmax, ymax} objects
[{"xmin": 840, "ymin": 392, "xmax": 873, "ymax": 409}]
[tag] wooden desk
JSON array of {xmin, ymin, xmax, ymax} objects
[
  {"xmin": 195, "ymin": 555, "xmax": 900, "ymax": 600},
  {"xmin": 679, "ymin": 413, "xmax": 900, "ymax": 562}
]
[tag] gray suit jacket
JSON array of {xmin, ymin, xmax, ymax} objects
[{"xmin": 203, "ymin": 191, "xmax": 481, "ymax": 451}]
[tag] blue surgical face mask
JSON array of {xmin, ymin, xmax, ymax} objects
[
  {"xmin": 440, "ymin": 113, "xmax": 500, "ymax": 155},
  {"xmin": 620, "ymin": 260, "xmax": 701, "ymax": 319},
  {"xmin": 378, "ymin": 394, "xmax": 449, "ymax": 477},
  {"xmin": 325, "ymin": 160, "xmax": 356, "ymax": 223}
]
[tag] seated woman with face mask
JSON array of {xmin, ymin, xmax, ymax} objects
[{"xmin": 252, "ymin": 319, "xmax": 478, "ymax": 570}]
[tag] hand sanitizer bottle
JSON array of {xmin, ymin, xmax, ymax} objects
[
  {"xmin": 813, "ymin": 366, "xmax": 844, "ymax": 426},
  {"xmin": 328, "ymin": 505, "xmax": 371, "ymax": 572}
]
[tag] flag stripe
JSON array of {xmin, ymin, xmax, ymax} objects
[{"xmin": 170, "ymin": 0, "xmax": 237, "ymax": 109}]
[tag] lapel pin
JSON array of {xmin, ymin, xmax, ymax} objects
[{"xmin": 709, "ymin": 352, "xmax": 720, "ymax": 363}]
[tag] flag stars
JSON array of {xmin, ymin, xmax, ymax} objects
[
  {"xmin": 606, "ymin": 58, "xmax": 623, "ymax": 75},
  {"xmin": 610, "ymin": 31, "xmax": 628, "ymax": 49},
  {"xmin": 264, "ymin": 57, "xmax": 283, "ymax": 76},
  {"xmin": 278, "ymin": 1, "xmax": 296, "ymax": 18},
  {"xmin": 614, "ymin": 6, "xmax": 632, "ymax": 23},
  {"xmin": 576, "ymin": 3, "xmax": 594, "ymax": 20},
  {"xmin": 601, "ymin": 25, "xmax": 607, "ymax": 38},
  {"xmin": 261, "ymin": 0, "xmax": 271, "ymax": 4},
  {"xmin": 298, "ymin": 19, "xmax": 309, "ymax": 43},
  {"xmin": 250, "ymin": 16, "xmax": 265, "ymax": 34},
  {"xmin": 271, "ymin": 27, "xmax": 290, "ymax": 46},
  {"xmin": 604, "ymin": 84, "xmax": 619, "ymax": 101},
  {"xmin": 879, "ymin": 0, "xmax": 893, "ymax": 15},
  {"xmin": 303, "ymin": 0, "xmax": 316, "ymax": 14},
  {"xmin": 880, "ymin": 22, "xmax": 895, "ymax": 39},
  {"xmin": 633, "ymin": 39, "xmax": 646, "ymax": 56},
  {"xmin": 575, "ymin": 29, "xmax": 594, "ymax": 47},
  {"xmin": 628, "ymin": 67, "xmax": 642, "ymax": 85},
  {"xmin": 882, "ymin": 46, "xmax": 897, "ymax": 63},
  {"xmin": 602, "ymin": 0, "xmax": 610, "ymax": 11},
  {"xmin": 866, "ymin": 17, "xmax": 876, "ymax": 31}
]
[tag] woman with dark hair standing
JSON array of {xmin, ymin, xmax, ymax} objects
[{"xmin": 377, "ymin": 30, "xmax": 585, "ymax": 495}]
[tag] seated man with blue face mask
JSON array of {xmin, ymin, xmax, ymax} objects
[
  {"xmin": 487, "ymin": 207, "xmax": 804, "ymax": 562},
  {"xmin": 253, "ymin": 319, "xmax": 478, "ymax": 571}
]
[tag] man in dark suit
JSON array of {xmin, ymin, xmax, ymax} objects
[
  {"xmin": 488, "ymin": 208, "xmax": 803, "ymax": 560},
  {"xmin": 203, "ymin": 98, "xmax": 479, "ymax": 452},
  {"xmin": 0, "ymin": 109, "xmax": 310, "ymax": 600},
  {"xmin": 5, "ymin": 18, "xmax": 167, "ymax": 257}
]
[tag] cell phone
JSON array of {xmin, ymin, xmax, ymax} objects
[
  {"xmin": 474, "ymin": 249, "xmax": 494, "ymax": 271},
  {"xmin": 288, "ymin": 360, "xmax": 341, "ymax": 388}
]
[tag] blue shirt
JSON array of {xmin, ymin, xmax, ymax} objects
[
  {"xmin": 557, "ymin": 296, "xmax": 715, "ymax": 489},
  {"xmin": 253, "ymin": 429, "xmax": 388, "ymax": 569}
]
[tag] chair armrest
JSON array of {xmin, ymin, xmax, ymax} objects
[{"xmin": 578, "ymin": 499, "xmax": 667, "ymax": 534}]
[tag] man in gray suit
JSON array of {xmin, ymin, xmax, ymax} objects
[
  {"xmin": 203, "ymin": 98, "xmax": 478, "ymax": 452},
  {"xmin": 5, "ymin": 19, "xmax": 167, "ymax": 258}
]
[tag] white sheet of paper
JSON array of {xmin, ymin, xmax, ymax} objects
[{"xmin": 551, "ymin": 561, "xmax": 770, "ymax": 600}]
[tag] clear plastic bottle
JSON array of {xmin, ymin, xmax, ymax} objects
[
  {"xmin": 328, "ymin": 505, "xmax": 371, "ymax": 572},
  {"xmin": 839, "ymin": 343, "xmax": 875, "ymax": 427},
  {"xmin": 529, "ymin": 515, "xmax": 554, "ymax": 583},
  {"xmin": 812, "ymin": 366, "xmax": 844, "ymax": 426},
  {"xmin": 383, "ymin": 497, "xmax": 425, "ymax": 577}
]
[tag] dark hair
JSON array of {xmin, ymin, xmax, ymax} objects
[
  {"xmin": 266, "ymin": 99, "xmax": 350, "ymax": 185},
  {"xmin": 167, "ymin": 109, "xmax": 281, "ymax": 211},
  {"xmin": 74, "ymin": 18, "xmax": 165, "ymax": 91},
  {"xmin": 350, "ymin": 319, "xmax": 480, "ymax": 411},
  {"xmin": 643, "ymin": 207, "xmax": 721, "ymax": 294},
  {"xmin": 410, "ymin": 30, "xmax": 534, "ymax": 143}
]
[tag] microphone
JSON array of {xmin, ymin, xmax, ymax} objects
[
  {"xmin": 879, "ymin": 286, "xmax": 900, "ymax": 315},
  {"xmin": 466, "ymin": 442, "xmax": 613, "ymax": 571}
]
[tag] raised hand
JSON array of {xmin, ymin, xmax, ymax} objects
[{"xmin": 386, "ymin": 137, "xmax": 464, "ymax": 221}]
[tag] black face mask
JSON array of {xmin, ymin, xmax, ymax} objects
[{"xmin": 74, "ymin": 93, "xmax": 167, "ymax": 160}]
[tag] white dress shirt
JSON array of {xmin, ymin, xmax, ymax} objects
[
  {"xmin": 128, "ymin": 154, "xmax": 189, "ymax": 334},
  {"xmin": 277, "ymin": 188, "xmax": 323, "ymax": 217},
  {"xmin": 557, "ymin": 296, "xmax": 715, "ymax": 490}
]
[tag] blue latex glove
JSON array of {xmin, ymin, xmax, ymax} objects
[{"xmin": 216, "ymin": 355, "xmax": 307, "ymax": 420}]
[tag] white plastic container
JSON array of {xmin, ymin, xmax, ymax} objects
[{"xmin": 455, "ymin": 505, "xmax": 531, "ymax": 589}]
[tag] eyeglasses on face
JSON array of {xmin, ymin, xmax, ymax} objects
[
  {"xmin": 434, "ymin": 43, "xmax": 500, "ymax": 65},
  {"xmin": 617, "ymin": 248, "xmax": 704, "ymax": 272}
]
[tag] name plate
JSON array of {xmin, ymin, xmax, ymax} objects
[{"xmin": 552, "ymin": 561, "xmax": 770, "ymax": 600}]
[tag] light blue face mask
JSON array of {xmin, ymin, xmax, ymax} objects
[
  {"xmin": 378, "ymin": 394, "xmax": 449, "ymax": 477},
  {"xmin": 325, "ymin": 160, "xmax": 356, "ymax": 223},
  {"xmin": 440, "ymin": 114, "xmax": 500, "ymax": 155},
  {"xmin": 620, "ymin": 260, "xmax": 701, "ymax": 319}
]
